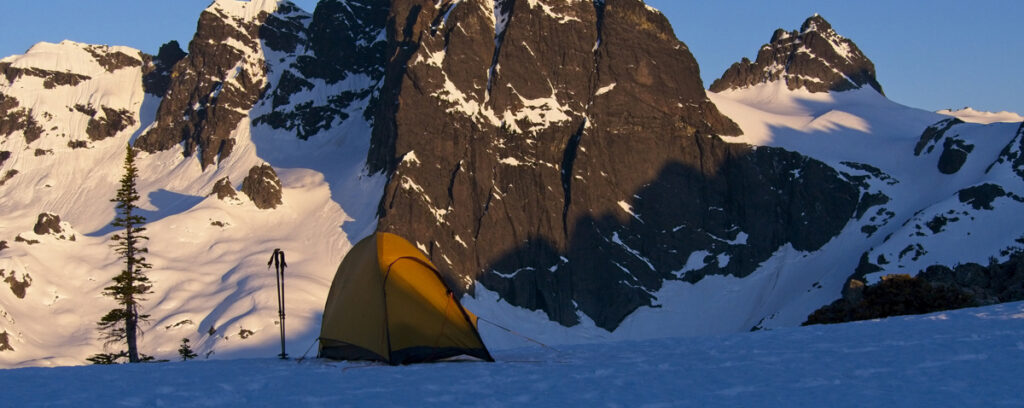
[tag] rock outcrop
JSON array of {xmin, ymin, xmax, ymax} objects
[
  {"xmin": 369, "ymin": 0, "xmax": 860, "ymax": 330},
  {"xmin": 210, "ymin": 176, "xmax": 240, "ymax": 201},
  {"xmin": 32, "ymin": 213, "xmax": 62, "ymax": 236},
  {"xmin": 141, "ymin": 41, "xmax": 187, "ymax": 97},
  {"xmin": 241, "ymin": 164, "xmax": 283, "ymax": 209},
  {"xmin": 135, "ymin": 1, "xmax": 308, "ymax": 169},
  {"xmin": 710, "ymin": 14, "xmax": 883, "ymax": 94}
]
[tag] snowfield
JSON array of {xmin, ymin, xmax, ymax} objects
[{"xmin": 2, "ymin": 301, "xmax": 1022, "ymax": 407}]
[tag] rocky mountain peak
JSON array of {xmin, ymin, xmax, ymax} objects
[
  {"xmin": 134, "ymin": 0, "xmax": 310, "ymax": 169},
  {"xmin": 710, "ymin": 14, "xmax": 883, "ymax": 95},
  {"xmin": 209, "ymin": 0, "xmax": 288, "ymax": 20},
  {"xmin": 370, "ymin": 0, "xmax": 860, "ymax": 330},
  {"xmin": 800, "ymin": 13, "xmax": 831, "ymax": 34}
]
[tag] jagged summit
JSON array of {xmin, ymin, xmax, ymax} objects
[
  {"xmin": 134, "ymin": 0, "xmax": 313, "ymax": 168},
  {"xmin": 209, "ymin": 0, "xmax": 289, "ymax": 19},
  {"xmin": 710, "ymin": 14, "xmax": 883, "ymax": 95}
]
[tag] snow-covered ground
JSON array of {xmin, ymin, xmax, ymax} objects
[{"xmin": 2, "ymin": 301, "xmax": 1022, "ymax": 407}]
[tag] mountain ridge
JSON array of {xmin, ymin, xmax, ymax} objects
[
  {"xmin": 710, "ymin": 14, "xmax": 883, "ymax": 95},
  {"xmin": 1, "ymin": 2, "xmax": 1023, "ymax": 366}
]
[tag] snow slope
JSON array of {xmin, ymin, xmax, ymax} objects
[
  {"xmin": 3, "ymin": 1, "xmax": 1024, "ymax": 369},
  {"xmin": 2, "ymin": 301, "xmax": 1022, "ymax": 407},
  {"xmin": 0, "ymin": 2, "xmax": 385, "ymax": 368}
]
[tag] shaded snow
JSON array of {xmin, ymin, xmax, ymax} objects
[{"xmin": 3, "ymin": 302, "xmax": 1023, "ymax": 407}]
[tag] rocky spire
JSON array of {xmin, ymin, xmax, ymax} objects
[
  {"xmin": 710, "ymin": 14, "xmax": 883, "ymax": 94},
  {"xmin": 134, "ymin": 0, "xmax": 308, "ymax": 169}
]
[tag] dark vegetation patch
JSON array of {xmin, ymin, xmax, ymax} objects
[
  {"xmin": 803, "ymin": 274, "xmax": 975, "ymax": 325},
  {"xmin": 809, "ymin": 251, "xmax": 1024, "ymax": 325}
]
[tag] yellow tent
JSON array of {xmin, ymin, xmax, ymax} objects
[{"xmin": 318, "ymin": 232, "xmax": 493, "ymax": 364}]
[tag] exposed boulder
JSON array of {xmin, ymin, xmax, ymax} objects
[
  {"xmin": 210, "ymin": 176, "xmax": 240, "ymax": 201},
  {"xmin": 29, "ymin": 212, "xmax": 75, "ymax": 241},
  {"xmin": 241, "ymin": 164, "xmax": 283, "ymax": 209},
  {"xmin": 710, "ymin": 14, "xmax": 883, "ymax": 94},
  {"xmin": 33, "ymin": 213, "xmax": 62, "ymax": 235},
  {"xmin": 0, "ymin": 269, "xmax": 32, "ymax": 299}
]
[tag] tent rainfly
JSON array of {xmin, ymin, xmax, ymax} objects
[{"xmin": 318, "ymin": 232, "xmax": 494, "ymax": 364}]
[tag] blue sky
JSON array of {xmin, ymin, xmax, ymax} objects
[{"xmin": 1, "ymin": 0, "xmax": 1020, "ymax": 114}]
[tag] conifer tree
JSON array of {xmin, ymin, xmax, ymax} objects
[
  {"xmin": 178, "ymin": 338, "xmax": 198, "ymax": 361},
  {"xmin": 89, "ymin": 143, "xmax": 153, "ymax": 364}
]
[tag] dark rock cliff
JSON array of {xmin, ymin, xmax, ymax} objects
[
  {"xmin": 135, "ymin": 2, "xmax": 310, "ymax": 169},
  {"xmin": 142, "ymin": 41, "xmax": 187, "ymax": 97},
  {"xmin": 710, "ymin": 14, "xmax": 883, "ymax": 94},
  {"xmin": 368, "ymin": 0, "xmax": 860, "ymax": 330}
]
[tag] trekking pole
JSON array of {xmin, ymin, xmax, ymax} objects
[{"xmin": 268, "ymin": 249, "xmax": 288, "ymax": 359}]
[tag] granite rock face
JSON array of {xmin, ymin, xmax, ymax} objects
[
  {"xmin": 368, "ymin": 0, "xmax": 860, "ymax": 330},
  {"xmin": 710, "ymin": 14, "xmax": 883, "ymax": 94},
  {"xmin": 141, "ymin": 41, "xmax": 187, "ymax": 97},
  {"xmin": 135, "ymin": 3, "xmax": 311, "ymax": 169}
]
